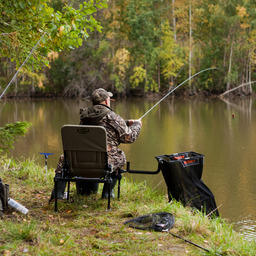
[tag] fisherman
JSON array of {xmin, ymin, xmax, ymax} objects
[{"xmin": 49, "ymin": 88, "xmax": 142, "ymax": 201}]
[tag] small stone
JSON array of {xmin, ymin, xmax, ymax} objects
[{"xmin": 23, "ymin": 248, "xmax": 29, "ymax": 253}]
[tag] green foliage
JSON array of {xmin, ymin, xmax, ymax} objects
[
  {"xmin": 194, "ymin": 0, "xmax": 256, "ymax": 91},
  {"xmin": 0, "ymin": 0, "xmax": 107, "ymax": 70},
  {"xmin": 0, "ymin": 121, "xmax": 31, "ymax": 153},
  {"xmin": 125, "ymin": 0, "xmax": 162, "ymax": 91},
  {"xmin": 145, "ymin": 77, "xmax": 158, "ymax": 92},
  {"xmin": 46, "ymin": 55, "xmax": 71, "ymax": 94},
  {"xmin": 110, "ymin": 74, "xmax": 123, "ymax": 92}
]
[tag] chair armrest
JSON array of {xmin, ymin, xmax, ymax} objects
[{"xmin": 126, "ymin": 162, "xmax": 161, "ymax": 175}]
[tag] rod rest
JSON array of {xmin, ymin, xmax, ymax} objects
[{"xmin": 126, "ymin": 161, "xmax": 161, "ymax": 175}]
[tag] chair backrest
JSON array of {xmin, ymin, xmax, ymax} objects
[{"xmin": 61, "ymin": 125, "xmax": 108, "ymax": 178}]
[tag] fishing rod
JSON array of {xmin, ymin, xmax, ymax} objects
[
  {"xmin": 0, "ymin": 32, "xmax": 46, "ymax": 100},
  {"xmin": 169, "ymin": 232, "xmax": 223, "ymax": 256},
  {"xmin": 139, "ymin": 67, "xmax": 216, "ymax": 120}
]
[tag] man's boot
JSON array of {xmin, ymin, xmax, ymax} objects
[{"xmin": 101, "ymin": 178, "xmax": 118, "ymax": 199}]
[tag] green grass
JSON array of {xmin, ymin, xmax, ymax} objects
[{"xmin": 0, "ymin": 155, "xmax": 256, "ymax": 256}]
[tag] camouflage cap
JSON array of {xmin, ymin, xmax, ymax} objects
[{"xmin": 91, "ymin": 88, "xmax": 113, "ymax": 104}]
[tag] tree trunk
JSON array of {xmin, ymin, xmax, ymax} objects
[
  {"xmin": 188, "ymin": 0, "xmax": 193, "ymax": 94},
  {"xmin": 172, "ymin": 0, "xmax": 176, "ymax": 41},
  {"xmin": 170, "ymin": 0, "xmax": 176, "ymax": 90},
  {"xmin": 226, "ymin": 41, "xmax": 233, "ymax": 91},
  {"xmin": 248, "ymin": 57, "xmax": 252, "ymax": 94},
  {"xmin": 158, "ymin": 62, "xmax": 161, "ymax": 91}
]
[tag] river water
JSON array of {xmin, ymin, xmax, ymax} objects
[{"xmin": 0, "ymin": 97, "xmax": 256, "ymax": 240}]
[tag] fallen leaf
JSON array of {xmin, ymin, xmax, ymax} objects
[
  {"xmin": 3, "ymin": 250, "xmax": 11, "ymax": 256},
  {"xmin": 89, "ymin": 229, "xmax": 98, "ymax": 235}
]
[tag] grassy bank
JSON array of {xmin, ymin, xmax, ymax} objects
[{"xmin": 0, "ymin": 156, "xmax": 255, "ymax": 256}]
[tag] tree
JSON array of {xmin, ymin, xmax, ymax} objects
[
  {"xmin": 159, "ymin": 21, "xmax": 185, "ymax": 84},
  {"xmin": 0, "ymin": 0, "xmax": 107, "ymax": 87},
  {"xmin": 125, "ymin": 0, "xmax": 162, "ymax": 92},
  {"xmin": 0, "ymin": 122, "xmax": 31, "ymax": 153},
  {"xmin": 193, "ymin": 0, "xmax": 256, "ymax": 93}
]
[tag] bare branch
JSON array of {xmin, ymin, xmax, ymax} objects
[{"xmin": 219, "ymin": 81, "xmax": 256, "ymax": 98}]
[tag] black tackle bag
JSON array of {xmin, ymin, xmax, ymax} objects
[
  {"xmin": 124, "ymin": 212, "xmax": 175, "ymax": 232},
  {"xmin": 0, "ymin": 178, "xmax": 9, "ymax": 215},
  {"xmin": 156, "ymin": 152, "xmax": 219, "ymax": 217}
]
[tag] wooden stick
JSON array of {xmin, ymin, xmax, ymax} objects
[{"xmin": 219, "ymin": 81, "xmax": 256, "ymax": 98}]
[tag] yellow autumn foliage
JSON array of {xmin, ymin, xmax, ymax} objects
[
  {"xmin": 20, "ymin": 68, "xmax": 45, "ymax": 88},
  {"xmin": 249, "ymin": 30, "xmax": 256, "ymax": 65},
  {"xmin": 129, "ymin": 65, "xmax": 146, "ymax": 89},
  {"xmin": 236, "ymin": 6, "xmax": 248, "ymax": 19},
  {"xmin": 113, "ymin": 48, "xmax": 130, "ymax": 80},
  {"xmin": 159, "ymin": 21, "xmax": 185, "ymax": 80},
  {"xmin": 47, "ymin": 51, "xmax": 59, "ymax": 61}
]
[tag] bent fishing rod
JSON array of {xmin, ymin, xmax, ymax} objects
[{"xmin": 138, "ymin": 67, "xmax": 216, "ymax": 121}]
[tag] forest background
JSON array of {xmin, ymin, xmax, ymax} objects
[{"xmin": 1, "ymin": 0, "xmax": 256, "ymax": 98}]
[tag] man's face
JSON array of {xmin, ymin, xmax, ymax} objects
[{"xmin": 106, "ymin": 97, "xmax": 111, "ymax": 107}]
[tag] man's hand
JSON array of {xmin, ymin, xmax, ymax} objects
[{"xmin": 126, "ymin": 119, "xmax": 142, "ymax": 126}]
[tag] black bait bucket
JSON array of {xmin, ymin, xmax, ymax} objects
[{"xmin": 127, "ymin": 151, "xmax": 219, "ymax": 217}]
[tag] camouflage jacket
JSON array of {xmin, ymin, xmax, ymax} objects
[{"xmin": 80, "ymin": 104, "xmax": 141, "ymax": 170}]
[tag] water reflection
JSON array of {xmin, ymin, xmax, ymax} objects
[
  {"xmin": 0, "ymin": 97, "xmax": 256, "ymax": 239},
  {"xmin": 236, "ymin": 218, "xmax": 256, "ymax": 241}
]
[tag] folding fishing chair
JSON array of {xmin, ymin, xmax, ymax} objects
[{"xmin": 53, "ymin": 125, "xmax": 116, "ymax": 212}]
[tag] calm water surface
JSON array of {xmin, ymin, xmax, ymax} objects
[{"xmin": 0, "ymin": 97, "xmax": 256, "ymax": 240}]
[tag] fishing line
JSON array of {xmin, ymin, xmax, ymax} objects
[
  {"xmin": 0, "ymin": 32, "xmax": 46, "ymax": 100},
  {"xmin": 139, "ymin": 67, "xmax": 217, "ymax": 120}
]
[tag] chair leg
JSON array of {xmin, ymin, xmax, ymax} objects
[
  {"xmin": 67, "ymin": 181, "xmax": 70, "ymax": 201},
  {"xmin": 54, "ymin": 180, "xmax": 58, "ymax": 212},
  {"xmin": 118, "ymin": 177, "xmax": 121, "ymax": 200},
  {"xmin": 117, "ymin": 171, "xmax": 122, "ymax": 200},
  {"xmin": 107, "ymin": 182, "xmax": 111, "ymax": 210}
]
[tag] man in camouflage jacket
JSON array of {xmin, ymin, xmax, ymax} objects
[
  {"xmin": 50, "ymin": 88, "xmax": 142, "ymax": 201},
  {"xmin": 80, "ymin": 88, "xmax": 142, "ymax": 172}
]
